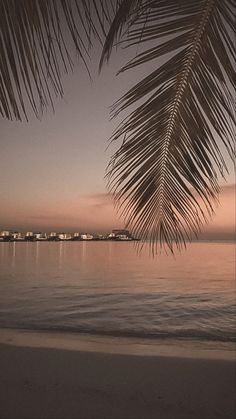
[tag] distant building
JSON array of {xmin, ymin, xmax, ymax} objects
[
  {"xmin": 0, "ymin": 231, "xmax": 10, "ymax": 237},
  {"xmin": 0, "ymin": 231, "xmax": 12, "ymax": 241},
  {"xmin": 26, "ymin": 232, "xmax": 33, "ymax": 237},
  {"xmin": 0, "ymin": 228, "xmax": 136, "ymax": 242},
  {"xmin": 49, "ymin": 232, "xmax": 57, "ymax": 237},
  {"xmin": 80, "ymin": 233, "xmax": 93, "ymax": 240},
  {"xmin": 25, "ymin": 232, "xmax": 35, "ymax": 241},
  {"xmin": 33, "ymin": 232, "xmax": 47, "ymax": 240},
  {"xmin": 48, "ymin": 231, "xmax": 57, "ymax": 239},
  {"xmin": 58, "ymin": 233, "xmax": 72, "ymax": 240},
  {"xmin": 48, "ymin": 232, "xmax": 58, "ymax": 241},
  {"xmin": 12, "ymin": 232, "xmax": 24, "ymax": 240},
  {"xmin": 108, "ymin": 229, "xmax": 132, "ymax": 240},
  {"xmin": 93, "ymin": 234, "xmax": 104, "ymax": 240},
  {"xmin": 112, "ymin": 229, "xmax": 131, "ymax": 237}
]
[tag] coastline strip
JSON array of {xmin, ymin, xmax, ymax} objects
[{"xmin": 0, "ymin": 327, "xmax": 235, "ymax": 360}]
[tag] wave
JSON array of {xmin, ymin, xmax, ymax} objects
[{"xmin": 2, "ymin": 323, "xmax": 235, "ymax": 343}]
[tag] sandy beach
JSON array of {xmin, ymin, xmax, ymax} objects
[{"xmin": 0, "ymin": 330, "xmax": 235, "ymax": 419}]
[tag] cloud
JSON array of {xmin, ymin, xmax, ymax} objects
[
  {"xmin": 1, "ymin": 185, "xmax": 234, "ymax": 238},
  {"xmin": 81, "ymin": 192, "xmax": 115, "ymax": 208},
  {"xmin": 28, "ymin": 215, "xmax": 69, "ymax": 220}
]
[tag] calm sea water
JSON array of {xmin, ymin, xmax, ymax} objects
[{"xmin": 0, "ymin": 241, "xmax": 235, "ymax": 345}]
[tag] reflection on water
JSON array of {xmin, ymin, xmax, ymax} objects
[{"xmin": 0, "ymin": 241, "xmax": 235, "ymax": 344}]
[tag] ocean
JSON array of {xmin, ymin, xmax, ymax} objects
[{"xmin": 0, "ymin": 241, "xmax": 235, "ymax": 349}]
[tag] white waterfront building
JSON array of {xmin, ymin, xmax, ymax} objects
[
  {"xmin": 12, "ymin": 232, "xmax": 24, "ymax": 240},
  {"xmin": 0, "ymin": 231, "xmax": 10, "ymax": 237},
  {"xmin": 34, "ymin": 232, "xmax": 47, "ymax": 240},
  {"xmin": 49, "ymin": 232, "xmax": 57, "ymax": 237},
  {"xmin": 58, "ymin": 233, "xmax": 72, "ymax": 240},
  {"xmin": 26, "ymin": 232, "xmax": 34, "ymax": 237},
  {"xmin": 81, "ymin": 233, "xmax": 93, "ymax": 240}
]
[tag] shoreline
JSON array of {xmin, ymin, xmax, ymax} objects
[
  {"xmin": 0, "ymin": 327, "xmax": 235, "ymax": 361},
  {"xmin": 1, "ymin": 328, "xmax": 235, "ymax": 419},
  {"xmin": 0, "ymin": 240, "xmax": 140, "ymax": 244},
  {"xmin": 0, "ymin": 340, "xmax": 235, "ymax": 419},
  {"xmin": 0, "ymin": 239, "xmax": 234, "ymax": 244}
]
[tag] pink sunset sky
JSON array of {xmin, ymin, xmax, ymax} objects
[{"xmin": 0, "ymin": 43, "xmax": 235, "ymax": 239}]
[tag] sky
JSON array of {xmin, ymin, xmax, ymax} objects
[{"xmin": 0, "ymin": 40, "xmax": 235, "ymax": 239}]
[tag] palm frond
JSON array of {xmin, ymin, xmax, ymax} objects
[
  {"xmin": 0, "ymin": 0, "xmax": 114, "ymax": 121},
  {"xmin": 99, "ymin": 0, "xmax": 142, "ymax": 70},
  {"xmin": 103, "ymin": 0, "xmax": 236, "ymax": 252}
]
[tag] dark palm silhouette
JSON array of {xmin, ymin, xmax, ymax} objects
[{"xmin": 0, "ymin": 0, "xmax": 235, "ymax": 252}]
